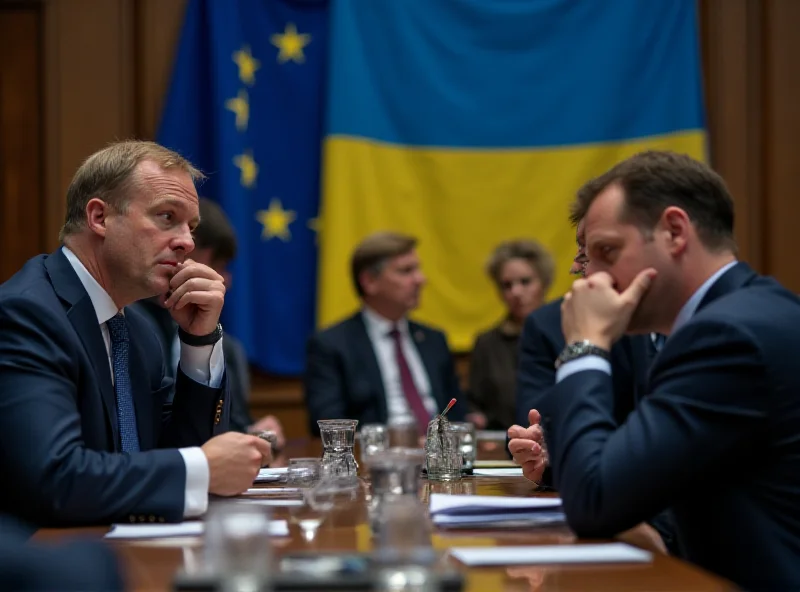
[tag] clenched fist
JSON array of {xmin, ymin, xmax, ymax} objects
[{"xmin": 201, "ymin": 432, "xmax": 272, "ymax": 496}]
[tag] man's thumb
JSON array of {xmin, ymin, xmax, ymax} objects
[{"xmin": 528, "ymin": 408, "xmax": 542, "ymax": 426}]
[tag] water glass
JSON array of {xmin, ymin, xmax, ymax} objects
[
  {"xmin": 287, "ymin": 458, "xmax": 322, "ymax": 489},
  {"xmin": 372, "ymin": 494, "xmax": 435, "ymax": 566},
  {"xmin": 317, "ymin": 419, "xmax": 359, "ymax": 478},
  {"xmin": 448, "ymin": 422, "xmax": 476, "ymax": 474},
  {"xmin": 387, "ymin": 415, "xmax": 421, "ymax": 448},
  {"xmin": 366, "ymin": 448, "xmax": 425, "ymax": 532},
  {"xmin": 204, "ymin": 502, "xmax": 272, "ymax": 592},
  {"xmin": 360, "ymin": 423, "xmax": 389, "ymax": 464},
  {"xmin": 424, "ymin": 417, "xmax": 461, "ymax": 482}
]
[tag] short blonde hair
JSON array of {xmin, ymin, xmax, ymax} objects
[
  {"xmin": 59, "ymin": 140, "xmax": 204, "ymax": 240},
  {"xmin": 351, "ymin": 231, "xmax": 417, "ymax": 297},
  {"xmin": 486, "ymin": 239, "xmax": 555, "ymax": 294}
]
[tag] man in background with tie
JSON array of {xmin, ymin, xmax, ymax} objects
[
  {"xmin": 0, "ymin": 140, "xmax": 270, "ymax": 527},
  {"xmin": 304, "ymin": 231, "xmax": 470, "ymax": 435}
]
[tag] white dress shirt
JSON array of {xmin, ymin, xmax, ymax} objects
[
  {"xmin": 62, "ymin": 247, "xmax": 225, "ymax": 517},
  {"xmin": 556, "ymin": 261, "xmax": 738, "ymax": 382},
  {"xmin": 361, "ymin": 307, "xmax": 438, "ymax": 420}
]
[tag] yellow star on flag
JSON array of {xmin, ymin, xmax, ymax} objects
[
  {"xmin": 256, "ymin": 198, "xmax": 297, "ymax": 241},
  {"xmin": 270, "ymin": 22, "xmax": 312, "ymax": 64},
  {"xmin": 225, "ymin": 89, "xmax": 250, "ymax": 131},
  {"xmin": 233, "ymin": 151, "xmax": 258, "ymax": 188},
  {"xmin": 232, "ymin": 45, "xmax": 261, "ymax": 85}
]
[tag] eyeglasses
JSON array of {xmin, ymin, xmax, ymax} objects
[{"xmin": 570, "ymin": 253, "xmax": 589, "ymax": 277}]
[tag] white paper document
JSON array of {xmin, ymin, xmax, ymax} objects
[
  {"xmin": 241, "ymin": 487, "xmax": 301, "ymax": 496},
  {"xmin": 254, "ymin": 467, "xmax": 288, "ymax": 483},
  {"xmin": 429, "ymin": 494, "xmax": 561, "ymax": 514},
  {"xmin": 472, "ymin": 468, "xmax": 524, "ymax": 477},
  {"xmin": 449, "ymin": 543, "xmax": 653, "ymax": 566},
  {"xmin": 429, "ymin": 494, "xmax": 564, "ymax": 528},
  {"xmin": 105, "ymin": 520, "xmax": 289, "ymax": 539}
]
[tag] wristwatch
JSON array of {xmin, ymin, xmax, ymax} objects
[
  {"xmin": 555, "ymin": 339, "xmax": 611, "ymax": 369},
  {"xmin": 178, "ymin": 323, "xmax": 223, "ymax": 346}
]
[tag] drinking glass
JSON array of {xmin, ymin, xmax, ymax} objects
[
  {"xmin": 360, "ymin": 423, "xmax": 389, "ymax": 464},
  {"xmin": 204, "ymin": 502, "xmax": 272, "ymax": 592},
  {"xmin": 424, "ymin": 417, "xmax": 461, "ymax": 482},
  {"xmin": 448, "ymin": 422, "xmax": 476, "ymax": 475},
  {"xmin": 317, "ymin": 419, "xmax": 359, "ymax": 478}
]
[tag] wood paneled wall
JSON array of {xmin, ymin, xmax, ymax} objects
[{"xmin": 1, "ymin": 0, "xmax": 798, "ymax": 438}]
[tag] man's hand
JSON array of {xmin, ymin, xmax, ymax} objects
[
  {"xmin": 164, "ymin": 259, "xmax": 226, "ymax": 336},
  {"xmin": 616, "ymin": 522, "xmax": 668, "ymax": 555},
  {"xmin": 508, "ymin": 409, "xmax": 548, "ymax": 484},
  {"xmin": 201, "ymin": 432, "xmax": 272, "ymax": 496},
  {"xmin": 249, "ymin": 415, "xmax": 286, "ymax": 450},
  {"xmin": 561, "ymin": 269, "xmax": 656, "ymax": 349}
]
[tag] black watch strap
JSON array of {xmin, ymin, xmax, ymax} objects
[
  {"xmin": 555, "ymin": 339, "xmax": 611, "ymax": 369},
  {"xmin": 178, "ymin": 323, "xmax": 223, "ymax": 347}
]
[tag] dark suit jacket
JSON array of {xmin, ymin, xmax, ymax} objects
[
  {"xmin": 0, "ymin": 515, "xmax": 123, "ymax": 591},
  {"xmin": 515, "ymin": 298, "xmax": 679, "ymax": 554},
  {"xmin": 540, "ymin": 263, "xmax": 800, "ymax": 590},
  {"xmin": 130, "ymin": 299, "xmax": 253, "ymax": 432},
  {"xmin": 0, "ymin": 250, "xmax": 230, "ymax": 527},
  {"xmin": 304, "ymin": 311, "xmax": 466, "ymax": 434}
]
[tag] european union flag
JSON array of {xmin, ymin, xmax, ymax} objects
[{"xmin": 158, "ymin": 0, "xmax": 328, "ymax": 374}]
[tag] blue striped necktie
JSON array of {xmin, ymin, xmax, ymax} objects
[{"xmin": 107, "ymin": 313, "xmax": 141, "ymax": 452}]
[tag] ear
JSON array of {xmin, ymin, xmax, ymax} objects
[
  {"xmin": 661, "ymin": 206, "xmax": 690, "ymax": 256},
  {"xmin": 85, "ymin": 198, "xmax": 111, "ymax": 238},
  {"xmin": 359, "ymin": 269, "xmax": 379, "ymax": 296}
]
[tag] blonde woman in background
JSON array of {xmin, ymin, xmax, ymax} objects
[{"xmin": 467, "ymin": 240, "xmax": 555, "ymax": 430}]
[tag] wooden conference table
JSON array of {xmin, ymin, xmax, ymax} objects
[{"xmin": 35, "ymin": 439, "xmax": 736, "ymax": 591}]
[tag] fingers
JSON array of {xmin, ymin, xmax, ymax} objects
[
  {"xmin": 165, "ymin": 277, "xmax": 224, "ymax": 308},
  {"xmin": 250, "ymin": 436, "xmax": 272, "ymax": 466},
  {"xmin": 507, "ymin": 424, "xmax": 542, "ymax": 441},
  {"xmin": 507, "ymin": 424, "xmax": 526, "ymax": 439},
  {"xmin": 171, "ymin": 289, "xmax": 225, "ymax": 313},
  {"xmin": 528, "ymin": 408, "xmax": 541, "ymax": 426},
  {"xmin": 508, "ymin": 437, "xmax": 544, "ymax": 462},
  {"xmin": 169, "ymin": 260, "xmax": 225, "ymax": 291},
  {"xmin": 621, "ymin": 268, "xmax": 657, "ymax": 307}
]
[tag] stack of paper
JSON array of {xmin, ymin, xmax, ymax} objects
[
  {"xmin": 450, "ymin": 543, "xmax": 652, "ymax": 565},
  {"xmin": 428, "ymin": 494, "xmax": 565, "ymax": 529},
  {"xmin": 105, "ymin": 520, "xmax": 290, "ymax": 539}
]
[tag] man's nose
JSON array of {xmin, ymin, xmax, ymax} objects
[{"xmin": 172, "ymin": 226, "xmax": 195, "ymax": 255}]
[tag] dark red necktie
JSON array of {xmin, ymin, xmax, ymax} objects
[{"xmin": 389, "ymin": 326, "xmax": 431, "ymax": 434}]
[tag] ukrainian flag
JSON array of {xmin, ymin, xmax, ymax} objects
[{"xmin": 318, "ymin": 0, "xmax": 706, "ymax": 351}]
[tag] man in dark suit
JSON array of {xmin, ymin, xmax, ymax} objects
[
  {"xmin": 131, "ymin": 198, "xmax": 286, "ymax": 446},
  {"xmin": 516, "ymin": 150, "xmax": 800, "ymax": 590},
  {"xmin": 0, "ymin": 515, "xmax": 123, "ymax": 591},
  {"xmin": 0, "ymin": 141, "xmax": 270, "ymax": 527},
  {"xmin": 304, "ymin": 232, "xmax": 471, "ymax": 435},
  {"xmin": 511, "ymin": 221, "xmax": 675, "ymax": 554}
]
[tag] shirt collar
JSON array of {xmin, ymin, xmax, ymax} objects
[
  {"xmin": 362, "ymin": 306, "xmax": 408, "ymax": 338},
  {"xmin": 61, "ymin": 246, "xmax": 121, "ymax": 325},
  {"xmin": 671, "ymin": 261, "xmax": 738, "ymax": 334}
]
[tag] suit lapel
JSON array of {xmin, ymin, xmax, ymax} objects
[
  {"xmin": 353, "ymin": 313, "xmax": 388, "ymax": 420},
  {"xmin": 45, "ymin": 250, "xmax": 119, "ymax": 449}
]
